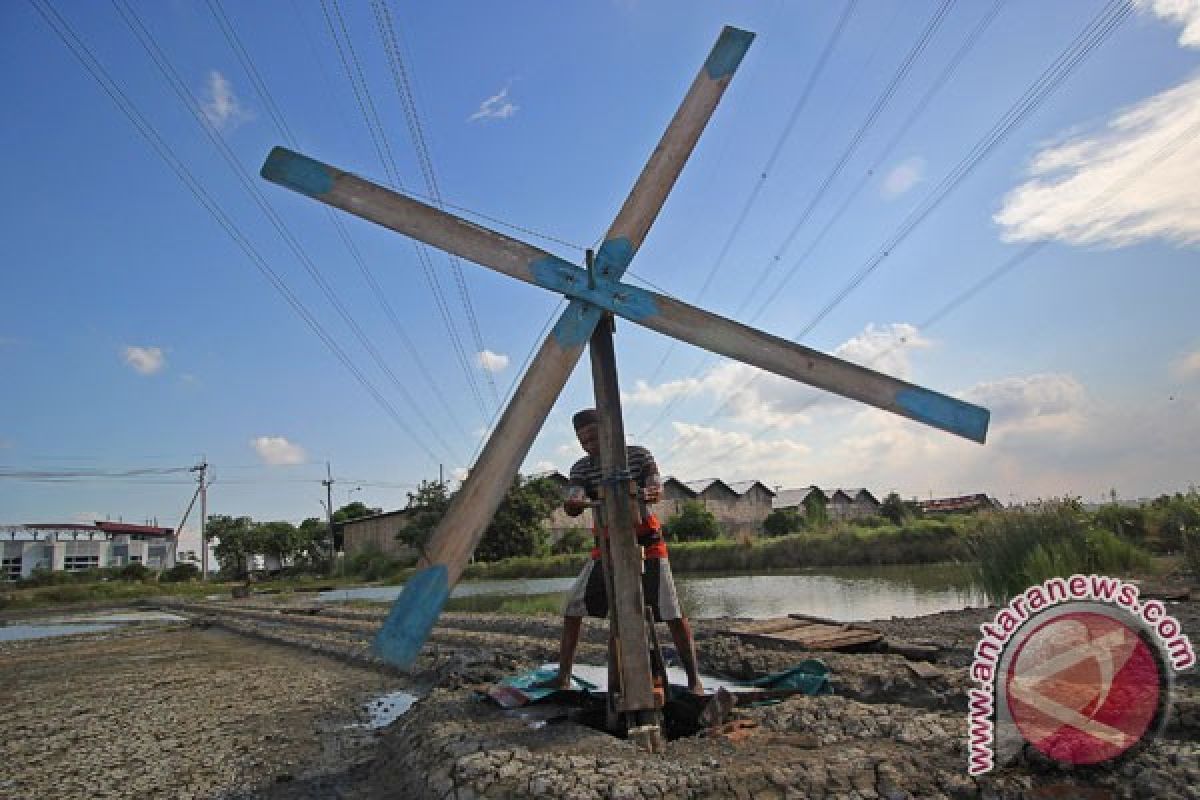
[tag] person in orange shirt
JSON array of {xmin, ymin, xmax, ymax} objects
[{"xmin": 548, "ymin": 408, "xmax": 703, "ymax": 694}]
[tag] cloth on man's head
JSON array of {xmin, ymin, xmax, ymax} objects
[{"xmin": 572, "ymin": 409, "xmax": 599, "ymax": 430}]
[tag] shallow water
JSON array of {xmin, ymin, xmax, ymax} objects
[
  {"xmin": 0, "ymin": 623, "xmax": 119, "ymax": 642},
  {"xmin": 319, "ymin": 563, "xmax": 985, "ymax": 620},
  {"xmin": 360, "ymin": 690, "xmax": 417, "ymax": 729},
  {"xmin": 0, "ymin": 610, "xmax": 188, "ymax": 642}
]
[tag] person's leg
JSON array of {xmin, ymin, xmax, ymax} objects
[
  {"xmin": 646, "ymin": 557, "xmax": 703, "ymax": 695},
  {"xmin": 555, "ymin": 615, "xmax": 584, "ymax": 689},
  {"xmin": 666, "ymin": 616, "xmax": 703, "ymax": 695}
]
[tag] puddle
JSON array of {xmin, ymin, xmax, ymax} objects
[
  {"xmin": 360, "ymin": 690, "xmax": 417, "ymax": 729},
  {"xmin": 0, "ymin": 623, "xmax": 119, "ymax": 642},
  {"xmin": 0, "ymin": 610, "xmax": 188, "ymax": 642},
  {"xmin": 551, "ymin": 663, "xmax": 752, "ymax": 695}
]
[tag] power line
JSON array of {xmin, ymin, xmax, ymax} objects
[
  {"xmin": 204, "ymin": 0, "xmax": 474, "ymax": 450},
  {"xmin": 370, "ymin": 0, "xmax": 498, "ymax": 406},
  {"xmin": 641, "ymin": 0, "xmax": 952, "ymax": 439},
  {"xmin": 319, "ymin": 0, "xmax": 489, "ymax": 421},
  {"xmin": 27, "ymin": 0, "xmax": 441, "ymax": 462},
  {"xmin": 735, "ymin": 0, "xmax": 954, "ymax": 321},
  {"xmin": 743, "ymin": 0, "xmax": 1007, "ymax": 328},
  {"xmin": 641, "ymin": 0, "xmax": 860, "ymax": 391},
  {"xmin": 659, "ymin": 0, "xmax": 1134, "ymax": 454},
  {"xmin": 710, "ymin": 104, "xmax": 1200, "ymax": 471},
  {"xmin": 112, "ymin": 0, "xmax": 459, "ymax": 464}
]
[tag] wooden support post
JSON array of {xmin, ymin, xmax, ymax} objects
[{"xmin": 588, "ymin": 314, "xmax": 657, "ymax": 720}]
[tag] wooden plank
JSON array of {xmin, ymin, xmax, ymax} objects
[
  {"xmin": 590, "ymin": 318, "xmax": 655, "ymax": 713},
  {"xmin": 727, "ymin": 617, "xmax": 882, "ymax": 652},
  {"xmin": 637, "ymin": 295, "xmax": 990, "ymax": 443},
  {"xmin": 599, "ymin": 26, "xmax": 754, "ymax": 270}
]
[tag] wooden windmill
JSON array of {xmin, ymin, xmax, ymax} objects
[{"xmin": 262, "ymin": 26, "xmax": 988, "ymax": 743}]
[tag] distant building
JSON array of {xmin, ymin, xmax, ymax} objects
[
  {"xmin": 1, "ymin": 522, "xmax": 176, "ymax": 581},
  {"xmin": 340, "ymin": 510, "xmax": 419, "ymax": 562},
  {"xmin": 773, "ymin": 486, "xmax": 881, "ymax": 521},
  {"xmin": 679, "ymin": 478, "xmax": 776, "ymax": 538},
  {"xmin": 918, "ymin": 493, "xmax": 1000, "ymax": 514}
]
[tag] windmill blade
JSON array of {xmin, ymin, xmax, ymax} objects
[
  {"xmin": 262, "ymin": 27, "xmax": 754, "ymax": 670},
  {"xmin": 592, "ymin": 26, "xmax": 755, "ymax": 281},
  {"xmin": 634, "ymin": 294, "xmax": 990, "ymax": 443},
  {"xmin": 263, "ymin": 149, "xmax": 986, "ymax": 443}
]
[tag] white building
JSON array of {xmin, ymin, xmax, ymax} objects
[{"xmin": 1, "ymin": 522, "xmax": 177, "ymax": 581}]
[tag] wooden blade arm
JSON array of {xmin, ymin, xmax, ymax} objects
[{"xmin": 593, "ymin": 26, "xmax": 755, "ymax": 280}]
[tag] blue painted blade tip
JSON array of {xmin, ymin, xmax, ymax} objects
[
  {"xmin": 896, "ymin": 387, "xmax": 990, "ymax": 444},
  {"xmin": 704, "ymin": 27, "xmax": 755, "ymax": 80},
  {"xmin": 372, "ymin": 564, "xmax": 450, "ymax": 669},
  {"xmin": 260, "ymin": 146, "xmax": 334, "ymax": 197}
]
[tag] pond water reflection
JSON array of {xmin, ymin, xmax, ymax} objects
[{"xmin": 320, "ymin": 563, "xmax": 986, "ymax": 620}]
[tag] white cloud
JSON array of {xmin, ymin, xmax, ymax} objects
[
  {"xmin": 476, "ymin": 349, "xmax": 510, "ymax": 372},
  {"xmin": 880, "ymin": 157, "xmax": 925, "ymax": 198},
  {"xmin": 122, "ymin": 345, "xmax": 165, "ymax": 375},
  {"xmin": 960, "ymin": 373, "xmax": 1088, "ymax": 437},
  {"xmin": 625, "ymin": 323, "xmax": 929, "ymax": 430},
  {"xmin": 533, "ymin": 460, "xmax": 557, "ymax": 473},
  {"xmin": 452, "ymin": 466, "xmax": 469, "ymax": 482},
  {"xmin": 469, "ymin": 87, "xmax": 518, "ymax": 121},
  {"xmin": 201, "ymin": 70, "xmax": 251, "ymax": 131},
  {"xmin": 1137, "ymin": 0, "xmax": 1200, "ymax": 48},
  {"xmin": 250, "ymin": 435, "xmax": 306, "ymax": 466},
  {"xmin": 995, "ymin": 72, "xmax": 1200, "ymax": 248},
  {"xmin": 1172, "ymin": 349, "xmax": 1200, "ymax": 380},
  {"xmin": 666, "ymin": 421, "xmax": 812, "ymax": 480}
]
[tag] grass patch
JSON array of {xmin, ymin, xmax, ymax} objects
[
  {"xmin": 971, "ymin": 504, "xmax": 1154, "ymax": 602},
  {"xmin": 445, "ymin": 592, "xmax": 562, "ymax": 615}
]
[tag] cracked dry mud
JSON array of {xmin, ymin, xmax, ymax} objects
[{"xmin": 2, "ymin": 597, "xmax": 1197, "ymax": 799}]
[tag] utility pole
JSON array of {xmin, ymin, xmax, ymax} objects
[
  {"xmin": 190, "ymin": 460, "xmax": 208, "ymax": 580},
  {"xmin": 321, "ymin": 462, "xmax": 335, "ymax": 575}
]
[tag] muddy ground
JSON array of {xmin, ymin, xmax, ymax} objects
[{"xmin": 1, "ymin": 596, "xmax": 1197, "ymax": 799}]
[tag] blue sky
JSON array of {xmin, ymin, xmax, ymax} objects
[{"xmin": 3, "ymin": 0, "xmax": 1199, "ymax": 553}]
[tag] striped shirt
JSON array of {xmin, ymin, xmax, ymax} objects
[
  {"xmin": 569, "ymin": 445, "xmax": 666, "ymax": 560},
  {"xmin": 568, "ymin": 445, "xmax": 659, "ymax": 500}
]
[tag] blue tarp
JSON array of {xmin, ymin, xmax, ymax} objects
[{"xmin": 487, "ymin": 660, "xmax": 832, "ymax": 708}]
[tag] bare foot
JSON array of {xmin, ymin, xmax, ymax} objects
[
  {"xmin": 533, "ymin": 674, "xmax": 572, "ymax": 691},
  {"xmin": 689, "ymin": 681, "xmax": 705, "ymax": 696}
]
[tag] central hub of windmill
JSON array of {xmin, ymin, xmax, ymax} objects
[{"xmin": 262, "ymin": 24, "xmax": 989, "ymax": 752}]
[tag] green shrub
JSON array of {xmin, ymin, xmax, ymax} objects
[
  {"xmin": 666, "ymin": 501, "xmax": 722, "ymax": 542},
  {"xmin": 160, "ymin": 563, "xmax": 201, "ymax": 583},
  {"xmin": 1183, "ymin": 530, "xmax": 1200, "ymax": 579},
  {"xmin": 551, "ymin": 528, "xmax": 591, "ymax": 555},
  {"xmin": 972, "ymin": 503, "xmax": 1152, "ymax": 602},
  {"xmin": 762, "ymin": 508, "xmax": 803, "ymax": 537}
]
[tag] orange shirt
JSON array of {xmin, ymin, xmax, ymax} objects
[{"xmin": 590, "ymin": 512, "xmax": 668, "ymax": 561}]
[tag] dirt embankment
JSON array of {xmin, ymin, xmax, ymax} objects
[{"xmin": 3, "ymin": 597, "xmax": 1198, "ymax": 799}]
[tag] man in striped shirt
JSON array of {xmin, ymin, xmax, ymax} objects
[{"xmin": 548, "ymin": 409, "xmax": 703, "ymax": 694}]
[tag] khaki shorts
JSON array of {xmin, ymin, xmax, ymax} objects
[{"xmin": 562, "ymin": 557, "xmax": 682, "ymax": 622}]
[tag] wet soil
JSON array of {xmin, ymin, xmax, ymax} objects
[{"xmin": 2, "ymin": 593, "xmax": 1197, "ymax": 799}]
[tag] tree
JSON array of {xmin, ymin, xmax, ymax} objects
[
  {"xmin": 666, "ymin": 501, "xmax": 722, "ymax": 542},
  {"xmin": 332, "ymin": 501, "xmax": 381, "ymax": 524},
  {"xmin": 298, "ymin": 517, "xmax": 328, "ymax": 561},
  {"xmin": 397, "ymin": 479, "xmax": 452, "ymax": 556},
  {"xmin": 477, "ymin": 476, "xmax": 559, "ymax": 561},
  {"xmin": 256, "ymin": 520, "xmax": 303, "ymax": 569},
  {"xmin": 803, "ymin": 492, "xmax": 829, "ymax": 529},
  {"xmin": 206, "ymin": 515, "xmax": 257, "ymax": 577},
  {"xmin": 763, "ymin": 508, "xmax": 803, "ymax": 537},
  {"xmin": 880, "ymin": 492, "xmax": 911, "ymax": 525}
]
